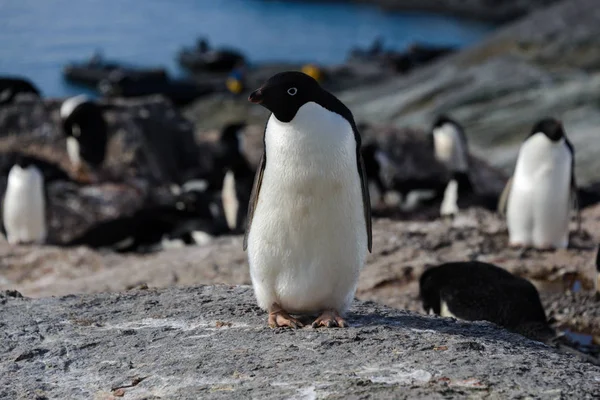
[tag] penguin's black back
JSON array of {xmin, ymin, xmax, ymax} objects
[
  {"xmin": 0, "ymin": 77, "xmax": 40, "ymax": 105},
  {"xmin": 62, "ymin": 101, "xmax": 108, "ymax": 167},
  {"xmin": 419, "ymin": 261, "xmax": 549, "ymax": 335}
]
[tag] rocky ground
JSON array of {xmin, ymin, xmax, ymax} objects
[
  {"xmin": 1, "ymin": 285, "xmax": 599, "ymax": 400},
  {"xmin": 1, "ymin": 205, "xmax": 598, "ymax": 339}
]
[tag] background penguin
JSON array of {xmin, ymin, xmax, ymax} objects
[
  {"xmin": 245, "ymin": 71, "xmax": 372, "ymax": 328},
  {"xmin": 429, "ymin": 115, "xmax": 473, "ymax": 217},
  {"xmin": 1, "ymin": 156, "xmax": 48, "ymax": 245},
  {"xmin": 361, "ymin": 141, "xmax": 392, "ymax": 208},
  {"xmin": 218, "ymin": 122, "xmax": 255, "ymax": 233},
  {"xmin": 419, "ymin": 261, "xmax": 554, "ymax": 340},
  {"xmin": 60, "ymin": 95, "xmax": 108, "ymax": 182},
  {"xmin": 0, "ymin": 77, "xmax": 40, "ymax": 105},
  {"xmin": 498, "ymin": 118, "xmax": 578, "ymax": 249},
  {"xmin": 65, "ymin": 187, "xmax": 218, "ymax": 253}
]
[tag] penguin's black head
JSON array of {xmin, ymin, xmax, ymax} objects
[
  {"xmin": 530, "ymin": 118, "xmax": 565, "ymax": 142},
  {"xmin": 248, "ymin": 71, "xmax": 323, "ymax": 123},
  {"xmin": 432, "ymin": 114, "xmax": 458, "ymax": 129},
  {"xmin": 419, "ymin": 265, "xmax": 447, "ymax": 315}
]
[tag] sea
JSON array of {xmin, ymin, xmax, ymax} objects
[{"xmin": 0, "ymin": 0, "xmax": 494, "ymax": 97}]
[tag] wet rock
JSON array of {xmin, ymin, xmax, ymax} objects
[{"xmin": 0, "ymin": 285, "xmax": 598, "ymax": 399}]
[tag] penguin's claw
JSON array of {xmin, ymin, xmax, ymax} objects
[
  {"xmin": 268, "ymin": 305, "xmax": 303, "ymax": 329},
  {"xmin": 312, "ymin": 310, "xmax": 347, "ymax": 329}
]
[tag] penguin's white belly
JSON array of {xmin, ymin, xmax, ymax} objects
[
  {"xmin": 248, "ymin": 105, "xmax": 367, "ymax": 315},
  {"xmin": 3, "ymin": 167, "xmax": 47, "ymax": 244},
  {"xmin": 506, "ymin": 134, "xmax": 572, "ymax": 249}
]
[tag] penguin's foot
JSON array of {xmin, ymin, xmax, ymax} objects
[
  {"xmin": 268, "ymin": 303, "xmax": 303, "ymax": 329},
  {"xmin": 311, "ymin": 310, "xmax": 347, "ymax": 329}
]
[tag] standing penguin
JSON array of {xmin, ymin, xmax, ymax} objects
[
  {"xmin": 59, "ymin": 95, "xmax": 108, "ymax": 182},
  {"xmin": 245, "ymin": 71, "xmax": 372, "ymax": 328},
  {"xmin": 430, "ymin": 115, "xmax": 473, "ymax": 217},
  {"xmin": 499, "ymin": 118, "xmax": 578, "ymax": 249},
  {"xmin": 219, "ymin": 122, "xmax": 255, "ymax": 233},
  {"xmin": 1, "ymin": 158, "xmax": 47, "ymax": 245}
]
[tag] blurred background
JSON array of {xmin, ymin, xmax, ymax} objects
[{"xmin": 0, "ymin": 0, "xmax": 598, "ymax": 359}]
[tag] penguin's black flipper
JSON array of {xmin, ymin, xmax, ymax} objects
[{"xmin": 243, "ymin": 152, "xmax": 265, "ymax": 251}]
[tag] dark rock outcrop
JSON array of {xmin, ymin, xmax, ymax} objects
[
  {"xmin": 1, "ymin": 285, "xmax": 598, "ymax": 399},
  {"xmin": 0, "ymin": 96, "xmax": 203, "ymax": 242}
]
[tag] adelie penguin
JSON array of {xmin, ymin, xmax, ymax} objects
[
  {"xmin": 245, "ymin": 71, "xmax": 372, "ymax": 328},
  {"xmin": 430, "ymin": 115, "xmax": 473, "ymax": 217},
  {"xmin": 1, "ymin": 157, "xmax": 48, "ymax": 245},
  {"xmin": 60, "ymin": 95, "xmax": 108, "ymax": 183},
  {"xmin": 218, "ymin": 122, "xmax": 255, "ymax": 233},
  {"xmin": 419, "ymin": 261, "xmax": 553, "ymax": 340},
  {"xmin": 498, "ymin": 118, "xmax": 579, "ymax": 249}
]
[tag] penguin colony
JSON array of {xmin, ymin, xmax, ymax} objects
[{"xmin": 1, "ymin": 73, "xmax": 598, "ymax": 344}]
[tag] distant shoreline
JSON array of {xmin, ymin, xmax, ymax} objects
[{"xmin": 293, "ymin": 0, "xmax": 558, "ymax": 23}]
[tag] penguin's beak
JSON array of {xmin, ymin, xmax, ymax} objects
[{"xmin": 248, "ymin": 89, "xmax": 263, "ymax": 104}]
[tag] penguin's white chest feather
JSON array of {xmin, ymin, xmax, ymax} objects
[
  {"xmin": 3, "ymin": 165, "xmax": 47, "ymax": 244},
  {"xmin": 247, "ymin": 103, "xmax": 368, "ymax": 315},
  {"xmin": 507, "ymin": 133, "xmax": 572, "ymax": 248},
  {"xmin": 222, "ymin": 170, "xmax": 239, "ymax": 230},
  {"xmin": 433, "ymin": 123, "xmax": 468, "ymax": 172}
]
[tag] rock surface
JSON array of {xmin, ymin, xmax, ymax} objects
[
  {"xmin": 1, "ymin": 285, "xmax": 599, "ymax": 399},
  {"xmin": 1, "ymin": 205, "xmax": 599, "ymax": 340},
  {"xmin": 341, "ymin": 0, "xmax": 600, "ymax": 185}
]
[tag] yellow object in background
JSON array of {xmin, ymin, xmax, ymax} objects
[
  {"xmin": 226, "ymin": 78, "xmax": 243, "ymax": 94},
  {"xmin": 302, "ymin": 64, "xmax": 323, "ymax": 82}
]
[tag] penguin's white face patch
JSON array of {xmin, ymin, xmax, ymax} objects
[{"xmin": 60, "ymin": 94, "xmax": 90, "ymax": 119}]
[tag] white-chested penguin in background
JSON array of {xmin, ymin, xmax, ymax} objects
[
  {"xmin": 430, "ymin": 115, "xmax": 473, "ymax": 217},
  {"xmin": 419, "ymin": 261, "xmax": 554, "ymax": 340},
  {"xmin": 245, "ymin": 71, "xmax": 372, "ymax": 328},
  {"xmin": 1, "ymin": 156, "xmax": 48, "ymax": 245},
  {"xmin": 499, "ymin": 118, "xmax": 578, "ymax": 249},
  {"xmin": 60, "ymin": 95, "xmax": 108, "ymax": 182},
  {"xmin": 219, "ymin": 122, "xmax": 255, "ymax": 233}
]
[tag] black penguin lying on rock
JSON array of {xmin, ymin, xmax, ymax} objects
[{"xmin": 419, "ymin": 261, "xmax": 553, "ymax": 340}]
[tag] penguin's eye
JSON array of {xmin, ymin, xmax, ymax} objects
[{"xmin": 287, "ymin": 87, "xmax": 297, "ymax": 96}]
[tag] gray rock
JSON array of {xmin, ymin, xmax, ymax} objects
[{"xmin": 1, "ymin": 285, "xmax": 598, "ymax": 399}]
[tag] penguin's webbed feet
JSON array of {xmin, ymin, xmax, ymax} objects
[
  {"xmin": 268, "ymin": 303, "xmax": 304, "ymax": 329},
  {"xmin": 312, "ymin": 310, "xmax": 347, "ymax": 329}
]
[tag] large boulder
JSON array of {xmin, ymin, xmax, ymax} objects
[{"xmin": 1, "ymin": 285, "xmax": 598, "ymax": 399}]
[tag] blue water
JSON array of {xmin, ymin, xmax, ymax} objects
[{"xmin": 0, "ymin": 0, "xmax": 494, "ymax": 97}]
